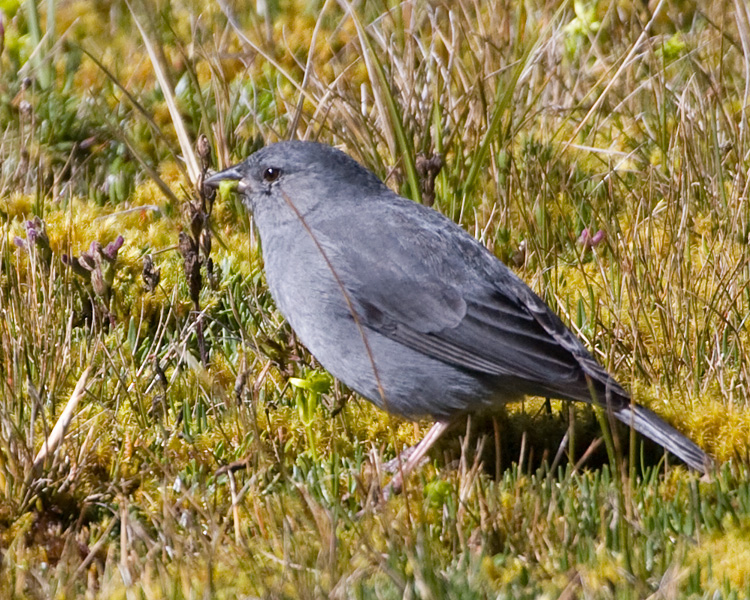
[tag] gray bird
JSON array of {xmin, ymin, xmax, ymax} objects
[{"xmin": 205, "ymin": 141, "xmax": 711, "ymax": 486}]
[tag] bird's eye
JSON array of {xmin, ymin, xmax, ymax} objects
[{"xmin": 263, "ymin": 167, "xmax": 282, "ymax": 183}]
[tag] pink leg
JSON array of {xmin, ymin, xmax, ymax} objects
[{"xmin": 388, "ymin": 420, "xmax": 453, "ymax": 495}]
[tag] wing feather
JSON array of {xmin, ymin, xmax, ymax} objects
[{"xmin": 358, "ymin": 287, "xmax": 586, "ymax": 386}]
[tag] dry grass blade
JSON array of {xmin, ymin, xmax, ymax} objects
[
  {"xmin": 127, "ymin": 1, "xmax": 201, "ymax": 184},
  {"xmin": 340, "ymin": 0, "xmax": 421, "ymax": 202},
  {"xmin": 289, "ymin": 0, "xmax": 336, "ymax": 137},
  {"xmin": 562, "ymin": 0, "xmax": 668, "ymax": 150},
  {"xmin": 1, "ymin": 1, "xmax": 749, "ymax": 596},
  {"xmin": 76, "ymin": 43, "xmax": 187, "ymax": 199},
  {"xmin": 218, "ymin": 0, "xmax": 309, "ymax": 99},
  {"xmin": 735, "ymin": 0, "xmax": 750, "ymax": 145},
  {"xmin": 31, "ymin": 366, "xmax": 92, "ymax": 472},
  {"xmin": 462, "ymin": 0, "xmax": 564, "ymax": 197}
]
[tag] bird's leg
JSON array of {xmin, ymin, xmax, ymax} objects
[
  {"xmin": 383, "ymin": 444, "xmax": 420, "ymax": 474},
  {"xmin": 387, "ymin": 420, "xmax": 452, "ymax": 496},
  {"xmin": 493, "ymin": 416, "xmax": 502, "ymax": 481}
]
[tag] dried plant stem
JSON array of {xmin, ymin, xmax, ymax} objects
[{"xmin": 31, "ymin": 366, "xmax": 92, "ymax": 473}]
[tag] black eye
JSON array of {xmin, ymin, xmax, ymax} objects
[{"xmin": 263, "ymin": 167, "xmax": 282, "ymax": 182}]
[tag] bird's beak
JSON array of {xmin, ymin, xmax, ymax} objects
[{"xmin": 204, "ymin": 166, "xmax": 248, "ymax": 192}]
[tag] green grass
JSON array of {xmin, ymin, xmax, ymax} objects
[{"xmin": 1, "ymin": 0, "xmax": 750, "ymax": 597}]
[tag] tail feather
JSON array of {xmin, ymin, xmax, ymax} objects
[{"xmin": 613, "ymin": 403, "xmax": 711, "ymax": 473}]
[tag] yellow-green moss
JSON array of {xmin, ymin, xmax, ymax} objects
[{"xmin": 689, "ymin": 517, "xmax": 750, "ymax": 591}]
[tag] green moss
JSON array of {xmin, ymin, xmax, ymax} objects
[
  {"xmin": 689, "ymin": 517, "xmax": 750, "ymax": 592},
  {"xmin": 1, "ymin": 0, "xmax": 750, "ymax": 597}
]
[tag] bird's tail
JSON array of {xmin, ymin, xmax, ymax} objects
[{"xmin": 612, "ymin": 403, "xmax": 711, "ymax": 473}]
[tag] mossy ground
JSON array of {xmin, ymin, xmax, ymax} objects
[{"xmin": 1, "ymin": 0, "xmax": 750, "ymax": 597}]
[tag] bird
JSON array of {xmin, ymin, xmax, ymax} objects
[{"xmin": 205, "ymin": 140, "xmax": 711, "ymax": 490}]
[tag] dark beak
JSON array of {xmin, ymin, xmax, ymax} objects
[{"xmin": 204, "ymin": 166, "xmax": 245, "ymax": 190}]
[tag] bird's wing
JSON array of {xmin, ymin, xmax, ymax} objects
[
  {"xmin": 313, "ymin": 199, "xmax": 622, "ymax": 398},
  {"xmin": 354, "ymin": 275, "xmax": 588, "ymax": 387}
]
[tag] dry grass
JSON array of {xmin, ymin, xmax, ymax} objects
[{"xmin": 1, "ymin": 0, "xmax": 750, "ymax": 597}]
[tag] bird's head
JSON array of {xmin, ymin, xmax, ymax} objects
[{"xmin": 204, "ymin": 141, "xmax": 388, "ymax": 225}]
